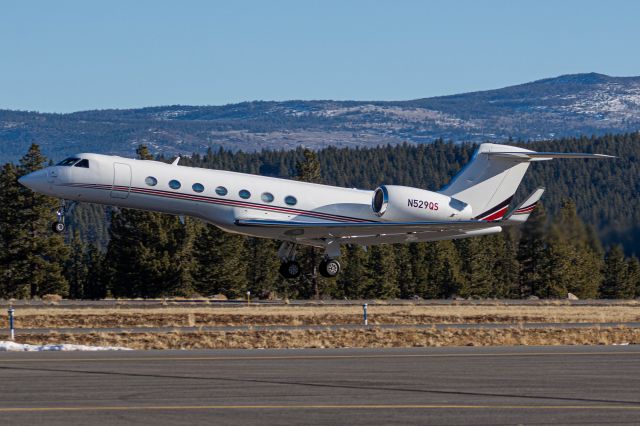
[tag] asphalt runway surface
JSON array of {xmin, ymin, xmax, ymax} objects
[
  {"xmin": 14, "ymin": 321, "xmax": 640, "ymax": 334},
  {"xmin": 0, "ymin": 346, "xmax": 639, "ymax": 425}
]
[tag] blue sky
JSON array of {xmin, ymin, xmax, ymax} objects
[{"xmin": 1, "ymin": 0, "xmax": 639, "ymax": 112}]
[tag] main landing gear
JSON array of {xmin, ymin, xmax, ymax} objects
[
  {"xmin": 319, "ymin": 258, "xmax": 341, "ymax": 278},
  {"xmin": 279, "ymin": 261, "xmax": 301, "ymax": 279},
  {"xmin": 51, "ymin": 200, "xmax": 75, "ymax": 233},
  {"xmin": 278, "ymin": 242, "xmax": 301, "ymax": 279},
  {"xmin": 277, "ymin": 242, "xmax": 341, "ymax": 279}
]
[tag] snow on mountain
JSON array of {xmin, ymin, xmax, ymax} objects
[{"xmin": 2, "ymin": 73, "xmax": 640, "ymax": 162}]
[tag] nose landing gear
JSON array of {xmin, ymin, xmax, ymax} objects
[{"xmin": 51, "ymin": 200, "xmax": 75, "ymax": 233}]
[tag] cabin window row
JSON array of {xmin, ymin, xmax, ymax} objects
[{"xmin": 145, "ymin": 176, "xmax": 297, "ymax": 206}]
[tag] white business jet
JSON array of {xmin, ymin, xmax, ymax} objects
[{"xmin": 18, "ymin": 143, "xmax": 611, "ymax": 278}]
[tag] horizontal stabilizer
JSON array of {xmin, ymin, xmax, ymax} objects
[
  {"xmin": 487, "ymin": 152, "xmax": 615, "ymax": 161},
  {"xmin": 503, "ymin": 187, "xmax": 545, "ymax": 224}
]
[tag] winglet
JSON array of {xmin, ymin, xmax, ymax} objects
[
  {"xmin": 172, "ymin": 156, "xmax": 181, "ymax": 166},
  {"xmin": 503, "ymin": 187, "xmax": 545, "ymax": 224}
]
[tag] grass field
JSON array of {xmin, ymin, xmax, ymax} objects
[
  {"xmin": 2, "ymin": 302, "xmax": 640, "ymax": 329},
  {"xmin": 14, "ymin": 327, "xmax": 640, "ymax": 350},
  {"xmin": 3, "ymin": 301, "xmax": 639, "ymax": 349}
]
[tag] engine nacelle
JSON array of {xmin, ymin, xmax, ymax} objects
[{"xmin": 371, "ymin": 185, "xmax": 473, "ymax": 221}]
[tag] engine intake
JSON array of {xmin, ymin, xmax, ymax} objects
[{"xmin": 372, "ymin": 186, "xmax": 388, "ymax": 217}]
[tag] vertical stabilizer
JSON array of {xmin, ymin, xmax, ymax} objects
[{"xmin": 439, "ymin": 144, "xmax": 534, "ymax": 221}]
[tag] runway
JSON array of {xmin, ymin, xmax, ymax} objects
[{"xmin": 0, "ymin": 345, "xmax": 639, "ymax": 425}]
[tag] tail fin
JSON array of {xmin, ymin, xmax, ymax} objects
[
  {"xmin": 502, "ymin": 187, "xmax": 545, "ymax": 225},
  {"xmin": 439, "ymin": 143, "xmax": 613, "ymax": 221}
]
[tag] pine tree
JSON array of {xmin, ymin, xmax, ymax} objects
[
  {"xmin": 456, "ymin": 237, "xmax": 496, "ymax": 298},
  {"xmin": 294, "ymin": 148, "xmax": 324, "ymax": 297},
  {"xmin": 337, "ymin": 245, "xmax": 371, "ymax": 299},
  {"xmin": 65, "ymin": 231, "xmax": 88, "ymax": 299},
  {"xmin": 6, "ymin": 144, "xmax": 70, "ymax": 298},
  {"xmin": 192, "ymin": 223, "xmax": 247, "ymax": 298},
  {"xmin": 245, "ymin": 238, "xmax": 282, "ymax": 298},
  {"xmin": 539, "ymin": 224, "xmax": 574, "ymax": 298},
  {"xmin": 296, "ymin": 149, "xmax": 322, "ymax": 184},
  {"xmin": 552, "ymin": 200, "xmax": 603, "ymax": 298},
  {"xmin": 365, "ymin": 245, "xmax": 398, "ymax": 298},
  {"xmin": 423, "ymin": 241, "xmax": 462, "ymax": 298},
  {"xmin": 107, "ymin": 208, "xmax": 194, "ymax": 297},
  {"xmin": 0, "ymin": 163, "xmax": 25, "ymax": 297},
  {"xmin": 627, "ymin": 257, "xmax": 640, "ymax": 299},
  {"xmin": 600, "ymin": 245, "xmax": 633, "ymax": 298},
  {"xmin": 517, "ymin": 204, "xmax": 548, "ymax": 297},
  {"xmin": 536, "ymin": 200, "xmax": 604, "ymax": 299},
  {"xmin": 84, "ymin": 244, "xmax": 108, "ymax": 299},
  {"xmin": 496, "ymin": 228, "xmax": 521, "ymax": 298},
  {"xmin": 395, "ymin": 244, "xmax": 416, "ymax": 298},
  {"xmin": 105, "ymin": 145, "xmax": 194, "ymax": 298}
]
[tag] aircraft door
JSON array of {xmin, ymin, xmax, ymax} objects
[{"xmin": 111, "ymin": 163, "xmax": 132, "ymax": 199}]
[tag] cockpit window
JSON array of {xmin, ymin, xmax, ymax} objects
[
  {"xmin": 57, "ymin": 157, "xmax": 80, "ymax": 166},
  {"xmin": 74, "ymin": 159, "xmax": 89, "ymax": 168}
]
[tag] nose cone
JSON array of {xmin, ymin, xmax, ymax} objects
[{"xmin": 18, "ymin": 169, "xmax": 50, "ymax": 194}]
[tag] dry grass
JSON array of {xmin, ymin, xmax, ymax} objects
[
  {"xmin": 3, "ymin": 304, "xmax": 640, "ymax": 329},
  {"xmin": 14, "ymin": 327, "xmax": 640, "ymax": 350}
]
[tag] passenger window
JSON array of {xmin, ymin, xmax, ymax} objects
[
  {"xmin": 74, "ymin": 159, "xmax": 89, "ymax": 168},
  {"xmin": 285, "ymin": 195, "xmax": 297, "ymax": 206},
  {"xmin": 261, "ymin": 192, "xmax": 274, "ymax": 203},
  {"xmin": 239, "ymin": 189, "xmax": 251, "ymax": 199},
  {"xmin": 192, "ymin": 183, "xmax": 205, "ymax": 193},
  {"xmin": 56, "ymin": 158, "xmax": 80, "ymax": 166},
  {"xmin": 215, "ymin": 186, "xmax": 228, "ymax": 196},
  {"xmin": 145, "ymin": 176, "xmax": 158, "ymax": 186},
  {"xmin": 169, "ymin": 179, "xmax": 181, "ymax": 190}
]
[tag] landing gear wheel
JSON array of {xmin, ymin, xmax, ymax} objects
[
  {"xmin": 319, "ymin": 259, "xmax": 341, "ymax": 278},
  {"xmin": 51, "ymin": 222, "xmax": 65, "ymax": 233},
  {"xmin": 279, "ymin": 261, "xmax": 301, "ymax": 279},
  {"xmin": 51, "ymin": 199, "xmax": 72, "ymax": 234}
]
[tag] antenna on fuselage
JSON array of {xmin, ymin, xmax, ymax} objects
[{"xmin": 171, "ymin": 156, "xmax": 180, "ymax": 166}]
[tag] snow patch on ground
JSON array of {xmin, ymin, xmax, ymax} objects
[{"xmin": 0, "ymin": 341, "xmax": 131, "ymax": 351}]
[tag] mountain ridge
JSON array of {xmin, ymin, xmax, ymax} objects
[{"xmin": 2, "ymin": 72, "xmax": 640, "ymax": 162}]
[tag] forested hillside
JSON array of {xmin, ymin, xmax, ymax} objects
[
  {"xmin": 1, "ymin": 134, "xmax": 638, "ymax": 300},
  {"xmin": 2, "ymin": 73, "xmax": 640, "ymax": 163}
]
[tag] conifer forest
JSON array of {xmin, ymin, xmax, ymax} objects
[{"xmin": 1, "ymin": 133, "xmax": 639, "ymax": 300}]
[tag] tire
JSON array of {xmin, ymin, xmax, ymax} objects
[
  {"xmin": 319, "ymin": 259, "xmax": 341, "ymax": 278},
  {"xmin": 52, "ymin": 222, "xmax": 65, "ymax": 233},
  {"xmin": 279, "ymin": 261, "xmax": 301, "ymax": 279}
]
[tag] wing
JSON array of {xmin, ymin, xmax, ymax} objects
[{"xmin": 235, "ymin": 218, "xmax": 501, "ymax": 240}]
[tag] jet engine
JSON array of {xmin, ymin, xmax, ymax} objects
[{"xmin": 371, "ymin": 185, "xmax": 473, "ymax": 221}]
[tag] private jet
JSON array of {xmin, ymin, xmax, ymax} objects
[{"xmin": 18, "ymin": 143, "xmax": 612, "ymax": 278}]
